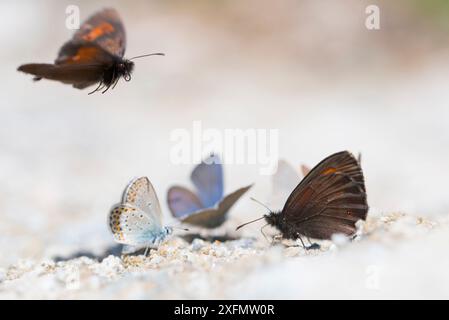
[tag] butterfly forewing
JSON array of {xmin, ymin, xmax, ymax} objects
[
  {"xmin": 57, "ymin": 8, "xmax": 126, "ymax": 63},
  {"xmin": 122, "ymin": 177, "xmax": 162, "ymax": 223},
  {"xmin": 167, "ymin": 186, "xmax": 203, "ymax": 218},
  {"xmin": 191, "ymin": 154, "xmax": 224, "ymax": 208},
  {"xmin": 282, "ymin": 151, "xmax": 368, "ymax": 239}
]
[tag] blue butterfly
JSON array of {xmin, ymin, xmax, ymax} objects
[
  {"xmin": 109, "ymin": 177, "xmax": 172, "ymax": 254},
  {"xmin": 167, "ymin": 154, "xmax": 252, "ymax": 228}
]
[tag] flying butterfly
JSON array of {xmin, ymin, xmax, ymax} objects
[
  {"xmin": 109, "ymin": 177, "xmax": 173, "ymax": 255},
  {"xmin": 167, "ymin": 154, "xmax": 252, "ymax": 228},
  {"xmin": 17, "ymin": 8, "xmax": 164, "ymax": 94},
  {"xmin": 237, "ymin": 151, "xmax": 368, "ymax": 248}
]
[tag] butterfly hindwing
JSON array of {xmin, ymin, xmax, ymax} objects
[
  {"xmin": 17, "ymin": 62, "xmax": 105, "ymax": 87},
  {"xmin": 108, "ymin": 203, "xmax": 161, "ymax": 246}
]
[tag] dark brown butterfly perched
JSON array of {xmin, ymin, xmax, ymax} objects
[
  {"xmin": 237, "ymin": 151, "xmax": 368, "ymax": 248},
  {"xmin": 17, "ymin": 8, "xmax": 163, "ymax": 94}
]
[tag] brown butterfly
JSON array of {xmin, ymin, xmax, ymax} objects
[
  {"xmin": 237, "ymin": 151, "xmax": 368, "ymax": 248},
  {"xmin": 17, "ymin": 8, "xmax": 164, "ymax": 94}
]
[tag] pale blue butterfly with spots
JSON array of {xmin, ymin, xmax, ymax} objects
[{"xmin": 109, "ymin": 177, "xmax": 172, "ymax": 254}]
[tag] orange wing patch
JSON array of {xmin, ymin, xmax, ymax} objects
[
  {"xmin": 110, "ymin": 206, "xmax": 125, "ymax": 241},
  {"xmin": 63, "ymin": 47, "xmax": 102, "ymax": 64},
  {"xmin": 322, "ymin": 167, "xmax": 337, "ymax": 175},
  {"xmin": 82, "ymin": 23, "xmax": 115, "ymax": 42}
]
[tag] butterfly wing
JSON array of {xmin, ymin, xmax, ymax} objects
[
  {"xmin": 272, "ymin": 160, "xmax": 302, "ymax": 195},
  {"xmin": 54, "ymin": 8, "xmax": 126, "ymax": 88},
  {"xmin": 167, "ymin": 186, "xmax": 204, "ymax": 218},
  {"xmin": 108, "ymin": 203, "xmax": 163, "ymax": 246},
  {"xmin": 18, "ymin": 9, "xmax": 125, "ymax": 89},
  {"xmin": 282, "ymin": 151, "xmax": 368, "ymax": 239},
  {"xmin": 179, "ymin": 208, "xmax": 226, "ymax": 229},
  {"xmin": 57, "ymin": 8, "xmax": 126, "ymax": 63},
  {"xmin": 217, "ymin": 184, "xmax": 252, "ymax": 214},
  {"xmin": 17, "ymin": 62, "xmax": 105, "ymax": 88},
  {"xmin": 191, "ymin": 154, "xmax": 224, "ymax": 208},
  {"xmin": 122, "ymin": 177, "xmax": 162, "ymax": 223},
  {"xmin": 177, "ymin": 184, "xmax": 252, "ymax": 228}
]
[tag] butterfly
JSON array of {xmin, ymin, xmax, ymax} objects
[
  {"xmin": 167, "ymin": 154, "xmax": 252, "ymax": 228},
  {"xmin": 109, "ymin": 177, "xmax": 172, "ymax": 255},
  {"xmin": 237, "ymin": 151, "xmax": 368, "ymax": 248},
  {"xmin": 272, "ymin": 153, "xmax": 363, "ymax": 199},
  {"xmin": 17, "ymin": 8, "xmax": 164, "ymax": 94}
]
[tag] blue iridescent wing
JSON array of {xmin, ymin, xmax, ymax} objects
[
  {"xmin": 190, "ymin": 154, "xmax": 224, "ymax": 208},
  {"xmin": 167, "ymin": 186, "xmax": 204, "ymax": 218}
]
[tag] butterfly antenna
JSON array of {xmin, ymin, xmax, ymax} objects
[
  {"xmin": 250, "ymin": 197, "xmax": 272, "ymax": 213},
  {"xmin": 129, "ymin": 53, "xmax": 165, "ymax": 60},
  {"xmin": 235, "ymin": 198, "xmax": 273, "ymax": 231},
  {"xmin": 236, "ymin": 216, "xmax": 266, "ymax": 231},
  {"xmin": 171, "ymin": 226, "xmax": 190, "ymax": 232}
]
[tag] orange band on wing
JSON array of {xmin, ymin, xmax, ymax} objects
[
  {"xmin": 322, "ymin": 167, "xmax": 337, "ymax": 175},
  {"xmin": 82, "ymin": 22, "xmax": 115, "ymax": 41},
  {"xmin": 65, "ymin": 47, "xmax": 102, "ymax": 64}
]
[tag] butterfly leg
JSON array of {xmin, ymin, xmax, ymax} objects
[
  {"xmin": 306, "ymin": 237, "xmax": 321, "ymax": 250},
  {"xmin": 143, "ymin": 247, "xmax": 149, "ymax": 257},
  {"xmin": 102, "ymin": 67, "xmax": 117, "ymax": 94},
  {"xmin": 102, "ymin": 83, "xmax": 113, "ymax": 94},
  {"xmin": 271, "ymin": 234, "xmax": 283, "ymax": 245},
  {"xmin": 260, "ymin": 223, "xmax": 269, "ymax": 242},
  {"xmin": 111, "ymin": 77, "xmax": 120, "ymax": 90},
  {"xmin": 294, "ymin": 235, "xmax": 319, "ymax": 250},
  {"xmin": 88, "ymin": 81, "xmax": 104, "ymax": 95},
  {"xmin": 297, "ymin": 235, "xmax": 307, "ymax": 248}
]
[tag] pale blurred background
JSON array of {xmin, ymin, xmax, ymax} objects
[{"xmin": 1, "ymin": 0, "xmax": 449, "ymax": 267}]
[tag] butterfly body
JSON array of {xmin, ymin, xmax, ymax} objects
[
  {"xmin": 264, "ymin": 211, "xmax": 294, "ymax": 239},
  {"xmin": 109, "ymin": 177, "xmax": 172, "ymax": 251},
  {"xmin": 264, "ymin": 151, "xmax": 368, "ymax": 241}
]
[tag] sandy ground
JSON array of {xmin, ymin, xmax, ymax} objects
[
  {"xmin": 1, "ymin": 0, "xmax": 449, "ymax": 299},
  {"xmin": 1, "ymin": 211, "xmax": 448, "ymax": 299}
]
